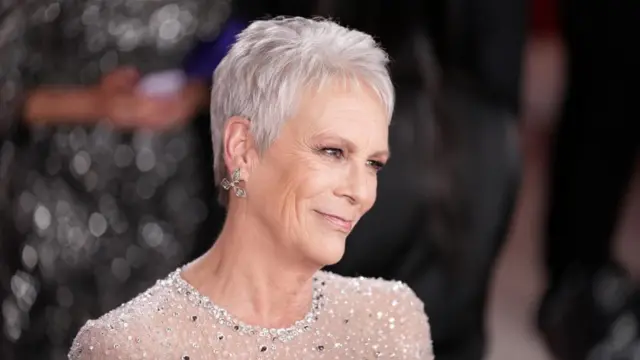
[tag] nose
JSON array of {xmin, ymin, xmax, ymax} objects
[{"xmin": 335, "ymin": 163, "xmax": 375, "ymax": 206}]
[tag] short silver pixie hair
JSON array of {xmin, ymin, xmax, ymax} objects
[{"xmin": 210, "ymin": 16, "xmax": 394, "ymax": 205}]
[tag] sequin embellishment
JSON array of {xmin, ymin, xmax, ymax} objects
[
  {"xmin": 68, "ymin": 269, "xmax": 434, "ymax": 359},
  {"xmin": 170, "ymin": 268, "xmax": 326, "ymax": 342}
]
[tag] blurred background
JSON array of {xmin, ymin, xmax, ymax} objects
[{"xmin": 1, "ymin": 0, "xmax": 638, "ymax": 359}]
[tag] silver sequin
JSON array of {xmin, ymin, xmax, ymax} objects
[{"xmin": 69, "ymin": 269, "xmax": 434, "ymax": 359}]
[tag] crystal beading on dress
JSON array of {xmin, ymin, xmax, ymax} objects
[
  {"xmin": 172, "ymin": 267, "xmax": 326, "ymax": 342},
  {"xmin": 69, "ymin": 269, "xmax": 432, "ymax": 359}
]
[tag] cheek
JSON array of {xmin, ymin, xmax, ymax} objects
[
  {"xmin": 279, "ymin": 150, "xmax": 332, "ymax": 190},
  {"xmin": 279, "ymin": 158, "xmax": 331, "ymax": 207},
  {"xmin": 253, "ymin": 161, "xmax": 298, "ymax": 211},
  {"xmin": 362, "ymin": 176, "xmax": 379, "ymax": 212},
  {"xmin": 252, "ymin": 154, "xmax": 321, "ymax": 222},
  {"xmin": 278, "ymin": 160, "xmax": 339, "ymax": 231}
]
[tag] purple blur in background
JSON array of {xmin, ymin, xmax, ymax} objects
[{"xmin": 183, "ymin": 18, "xmax": 249, "ymax": 81}]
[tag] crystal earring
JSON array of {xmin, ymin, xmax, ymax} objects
[{"xmin": 221, "ymin": 168, "xmax": 246, "ymax": 198}]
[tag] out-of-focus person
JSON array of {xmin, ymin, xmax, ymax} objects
[
  {"xmin": 0, "ymin": 1, "xmax": 231, "ymax": 359},
  {"xmin": 536, "ymin": 1, "xmax": 640, "ymax": 359},
  {"xmin": 68, "ymin": 16, "xmax": 433, "ymax": 360}
]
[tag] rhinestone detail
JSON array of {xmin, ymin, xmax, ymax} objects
[{"xmin": 169, "ymin": 268, "xmax": 326, "ymax": 342}]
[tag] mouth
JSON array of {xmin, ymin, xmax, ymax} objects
[{"xmin": 314, "ymin": 211, "xmax": 354, "ymax": 233}]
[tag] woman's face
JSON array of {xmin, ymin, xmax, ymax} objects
[{"xmin": 245, "ymin": 80, "xmax": 389, "ymax": 266}]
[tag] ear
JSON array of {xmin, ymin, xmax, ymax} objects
[{"xmin": 223, "ymin": 116, "xmax": 256, "ymax": 180}]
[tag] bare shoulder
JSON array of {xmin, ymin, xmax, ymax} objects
[{"xmin": 320, "ymin": 271, "xmax": 434, "ymax": 359}]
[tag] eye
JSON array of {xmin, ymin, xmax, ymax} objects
[
  {"xmin": 321, "ymin": 147, "xmax": 344, "ymax": 159},
  {"xmin": 367, "ymin": 160, "xmax": 385, "ymax": 172}
]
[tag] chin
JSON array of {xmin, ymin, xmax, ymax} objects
[{"xmin": 306, "ymin": 234, "xmax": 346, "ymax": 267}]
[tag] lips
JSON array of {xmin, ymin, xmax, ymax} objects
[{"xmin": 315, "ymin": 211, "xmax": 355, "ymax": 233}]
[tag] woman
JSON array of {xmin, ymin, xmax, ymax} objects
[
  {"xmin": 68, "ymin": 17, "xmax": 433, "ymax": 359},
  {"xmin": 180, "ymin": 2, "xmax": 524, "ymax": 358}
]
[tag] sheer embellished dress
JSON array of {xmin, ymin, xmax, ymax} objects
[{"xmin": 69, "ymin": 269, "xmax": 434, "ymax": 359}]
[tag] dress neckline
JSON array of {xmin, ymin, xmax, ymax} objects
[{"xmin": 168, "ymin": 267, "xmax": 327, "ymax": 343}]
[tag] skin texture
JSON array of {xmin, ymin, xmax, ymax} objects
[{"xmin": 183, "ymin": 79, "xmax": 390, "ymax": 328}]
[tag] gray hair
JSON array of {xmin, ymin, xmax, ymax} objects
[{"xmin": 210, "ymin": 16, "xmax": 394, "ymax": 205}]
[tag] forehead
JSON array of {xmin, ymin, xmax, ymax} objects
[{"xmin": 287, "ymin": 80, "xmax": 389, "ymax": 142}]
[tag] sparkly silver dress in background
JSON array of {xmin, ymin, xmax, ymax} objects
[
  {"xmin": 69, "ymin": 269, "xmax": 434, "ymax": 359},
  {"xmin": 0, "ymin": 1, "xmax": 230, "ymax": 359}
]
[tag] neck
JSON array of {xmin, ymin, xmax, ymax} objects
[{"xmin": 183, "ymin": 204, "xmax": 319, "ymax": 328}]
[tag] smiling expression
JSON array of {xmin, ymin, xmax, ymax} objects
[{"xmin": 243, "ymin": 79, "xmax": 390, "ymax": 266}]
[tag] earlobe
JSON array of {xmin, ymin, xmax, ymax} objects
[{"xmin": 223, "ymin": 116, "xmax": 253, "ymax": 173}]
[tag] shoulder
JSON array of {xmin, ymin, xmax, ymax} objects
[
  {"xmin": 68, "ymin": 318, "xmax": 126, "ymax": 360},
  {"xmin": 320, "ymin": 271, "xmax": 434, "ymax": 359},
  {"xmin": 68, "ymin": 278, "xmax": 175, "ymax": 360},
  {"xmin": 320, "ymin": 271, "xmax": 425, "ymax": 312}
]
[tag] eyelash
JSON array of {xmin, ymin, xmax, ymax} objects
[
  {"xmin": 319, "ymin": 147, "xmax": 385, "ymax": 172},
  {"xmin": 367, "ymin": 160, "xmax": 385, "ymax": 172},
  {"xmin": 322, "ymin": 147, "xmax": 344, "ymax": 159}
]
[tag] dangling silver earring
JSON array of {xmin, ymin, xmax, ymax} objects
[{"xmin": 221, "ymin": 168, "xmax": 246, "ymax": 198}]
